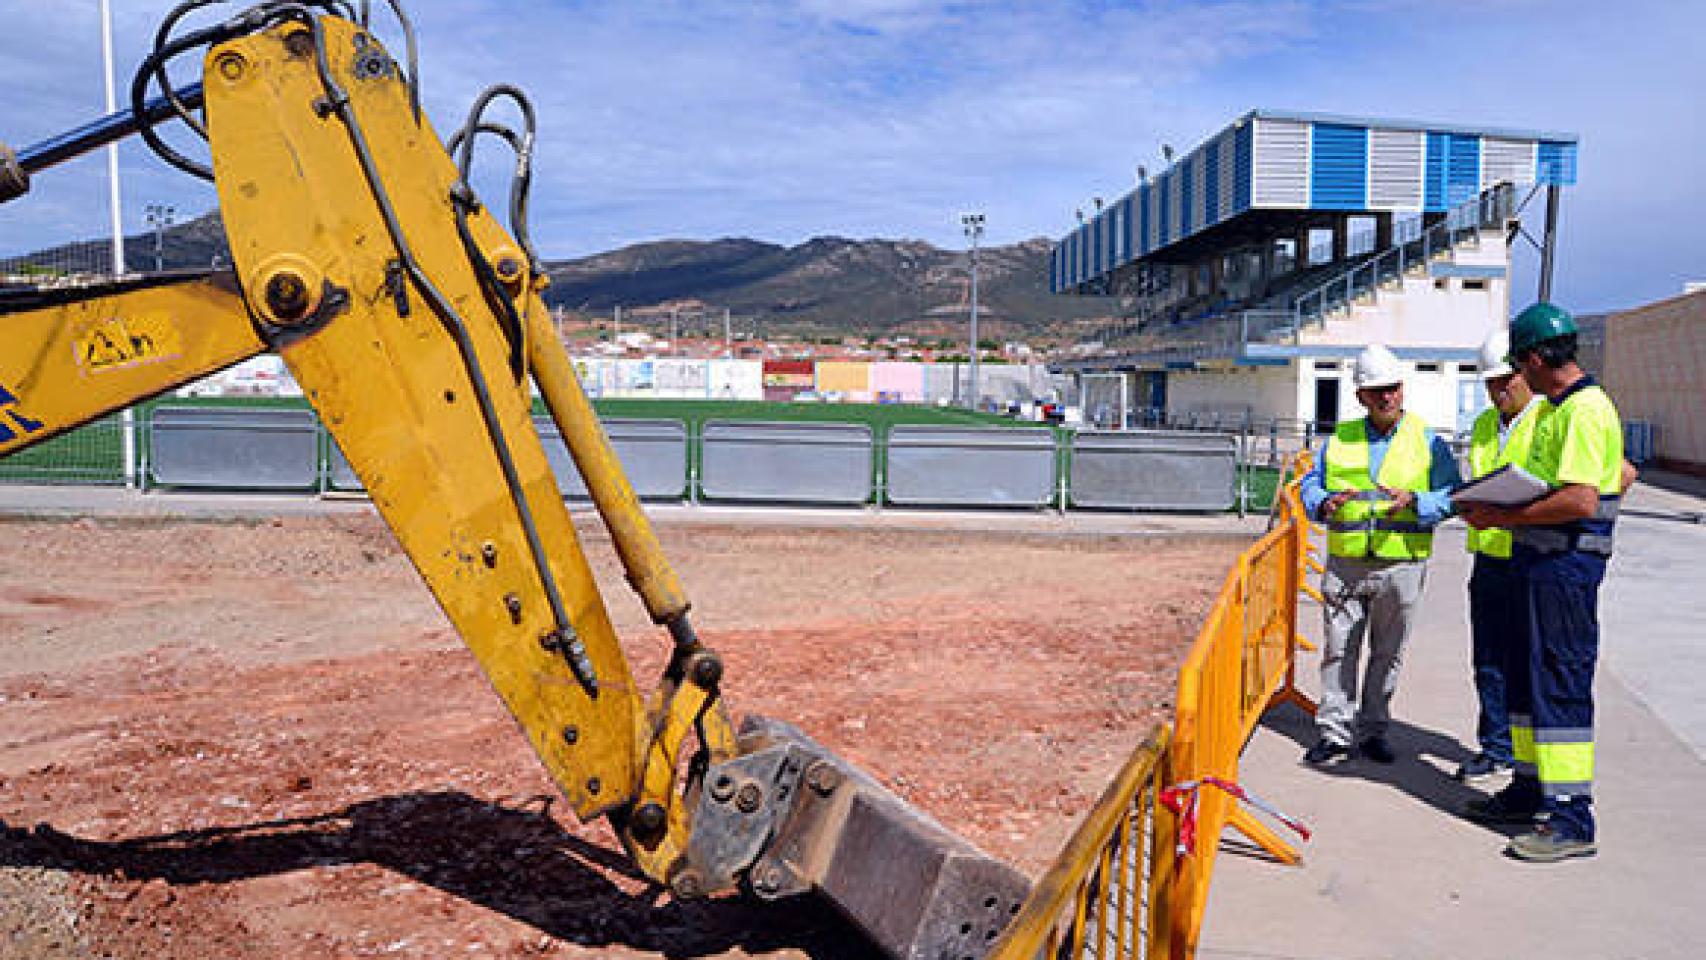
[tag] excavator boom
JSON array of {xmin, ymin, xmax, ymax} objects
[{"xmin": 0, "ymin": 6, "xmax": 1028, "ymax": 956}]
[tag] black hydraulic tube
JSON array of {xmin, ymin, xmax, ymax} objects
[{"xmin": 15, "ymin": 83, "xmax": 206, "ymax": 178}]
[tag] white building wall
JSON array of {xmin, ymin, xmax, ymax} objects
[
  {"xmin": 1164, "ymin": 358, "xmax": 1475, "ymax": 436},
  {"xmin": 1166, "ymin": 363, "xmax": 1300, "ymax": 421},
  {"xmin": 1300, "ymin": 232, "xmax": 1512, "ymax": 350}
]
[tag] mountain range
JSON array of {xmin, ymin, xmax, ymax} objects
[{"xmin": 9, "ymin": 211, "xmax": 1120, "ymax": 339}]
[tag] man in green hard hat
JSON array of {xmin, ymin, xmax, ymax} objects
[{"xmin": 1459, "ymin": 301, "xmax": 1629, "ymax": 862}]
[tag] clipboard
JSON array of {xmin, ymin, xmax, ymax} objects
[{"xmin": 1450, "ymin": 463, "xmax": 1550, "ymax": 508}]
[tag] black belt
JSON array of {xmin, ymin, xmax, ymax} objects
[{"xmin": 1512, "ymin": 527, "xmax": 1614, "ymax": 556}]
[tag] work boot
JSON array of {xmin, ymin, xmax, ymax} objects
[
  {"xmin": 1507, "ymin": 824, "xmax": 1597, "ymax": 862},
  {"xmin": 1455, "ymin": 752, "xmax": 1514, "ymax": 783},
  {"xmin": 1465, "ymin": 791, "xmax": 1539, "ymax": 825},
  {"xmin": 1357, "ymin": 736, "xmax": 1396, "ymax": 764},
  {"xmin": 1303, "ymin": 739, "xmax": 1350, "ymax": 766}
]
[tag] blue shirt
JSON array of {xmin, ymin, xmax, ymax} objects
[{"xmin": 1299, "ymin": 417, "xmax": 1461, "ymax": 526}]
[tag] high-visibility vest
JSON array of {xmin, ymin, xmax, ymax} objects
[
  {"xmin": 1516, "ymin": 378, "xmax": 1624, "ymax": 557},
  {"xmin": 1324, "ymin": 413, "xmax": 1434, "ymax": 560},
  {"xmin": 1465, "ymin": 400, "xmax": 1542, "ymax": 559}
]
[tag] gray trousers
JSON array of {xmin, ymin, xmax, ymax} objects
[{"xmin": 1317, "ymin": 554, "xmax": 1429, "ymax": 745}]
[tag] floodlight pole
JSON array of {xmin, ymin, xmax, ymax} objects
[
  {"xmin": 145, "ymin": 203, "xmax": 174, "ymax": 273},
  {"xmin": 962, "ymin": 212, "xmax": 985, "ymax": 411}
]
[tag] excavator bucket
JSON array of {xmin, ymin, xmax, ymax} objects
[{"xmin": 685, "ymin": 717, "xmax": 1031, "ymax": 960}]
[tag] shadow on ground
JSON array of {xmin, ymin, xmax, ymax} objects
[
  {"xmin": 1247, "ymin": 702, "xmax": 1529, "ymax": 840},
  {"xmin": 1, "ymin": 790, "xmax": 878, "ymax": 959}
]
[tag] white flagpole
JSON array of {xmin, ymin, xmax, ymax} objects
[{"xmin": 101, "ymin": 0, "xmax": 137, "ymax": 489}]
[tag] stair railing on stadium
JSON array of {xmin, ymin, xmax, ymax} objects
[
  {"xmin": 1289, "ymin": 183, "xmax": 1515, "ymax": 332},
  {"xmin": 991, "ymin": 453, "xmax": 1319, "ymax": 960}
]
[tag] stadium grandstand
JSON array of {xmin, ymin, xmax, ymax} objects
[{"xmin": 1049, "ymin": 109, "xmax": 1578, "ymax": 436}]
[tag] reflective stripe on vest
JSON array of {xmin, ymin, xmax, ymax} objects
[
  {"xmin": 1324, "ymin": 413, "xmax": 1434, "ymax": 560},
  {"xmin": 1465, "ymin": 401, "xmax": 1542, "ymax": 559}
]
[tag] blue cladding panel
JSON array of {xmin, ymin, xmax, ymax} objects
[
  {"xmin": 1538, "ymin": 141, "xmax": 1577, "ymax": 185},
  {"xmin": 1204, "ymin": 145, "xmax": 1220, "ymax": 225},
  {"xmin": 1159, "ymin": 174, "xmax": 1171, "ymax": 244},
  {"xmin": 1425, "ymin": 131, "xmax": 1449, "ymax": 210},
  {"xmin": 1310, "ymin": 123, "xmax": 1368, "ymax": 209},
  {"xmin": 1121, "ymin": 196, "xmax": 1135, "ymax": 264},
  {"xmin": 1446, "ymin": 133, "xmax": 1480, "ymax": 205},
  {"xmin": 1180, "ymin": 161, "xmax": 1194, "ymax": 235},
  {"xmin": 1138, "ymin": 184, "xmax": 1151, "ymax": 255},
  {"xmin": 1234, "ymin": 123, "xmax": 1252, "ymax": 213},
  {"xmin": 1092, "ymin": 215, "xmax": 1103, "ymax": 275}
]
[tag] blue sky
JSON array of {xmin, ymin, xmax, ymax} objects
[{"xmin": 1, "ymin": 0, "xmax": 1700, "ymax": 312}]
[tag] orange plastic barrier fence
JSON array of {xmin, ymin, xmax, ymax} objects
[{"xmin": 991, "ymin": 453, "xmax": 1318, "ymax": 960}]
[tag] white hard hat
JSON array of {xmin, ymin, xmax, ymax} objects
[
  {"xmin": 1478, "ymin": 329, "xmax": 1514, "ymax": 380},
  {"xmin": 1352, "ymin": 344, "xmax": 1404, "ymax": 389}
]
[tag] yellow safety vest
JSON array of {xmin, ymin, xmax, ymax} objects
[
  {"xmin": 1515, "ymin": 379, "xmax": 1624, "ymax": 556},
  {"xmin": 1465, "ymin": 401, "xmax": 1541, "ymax": 559},
  {"xmin": 1324, "ymin": 413, "xmax": 1434, "ymax": 560}
]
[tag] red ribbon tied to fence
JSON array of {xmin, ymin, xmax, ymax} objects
[{"xmin": 1159, "ymin": 777, "xmax": 1312, "ymax": 857}]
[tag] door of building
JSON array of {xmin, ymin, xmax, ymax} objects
[{"xmin": 1313, "ymin": 377, "xmax": 1341, "ymax": 431}]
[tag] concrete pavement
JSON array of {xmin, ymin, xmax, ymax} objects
[{"xmin": 1199, "ymin": 480, "xmax": 1706, "ymax": 960}]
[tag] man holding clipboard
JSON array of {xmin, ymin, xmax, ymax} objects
[
  {"xmin": 1452, "ymin": 330, "xmax": 1543, "ymax": 785},
  {"xmin": 1458, "ymin": 302, "xmax": 1634, "ymax": 863}
]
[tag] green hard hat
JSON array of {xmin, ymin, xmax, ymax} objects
[{"xmin": 1508, "ymin": 301, "xmax": 1577, "ymax": 358}]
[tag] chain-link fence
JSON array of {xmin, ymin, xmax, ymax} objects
[{"xmin": 0, "ymin": 239, "xmax": 120, "ymax": 288}]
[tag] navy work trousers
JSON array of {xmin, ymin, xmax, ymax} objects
[
  {"xmin": 1505, "ymin": 544, "xmax": 1607, "ymax": 841},
  {"xmin": 1468, "ymin": 554, "xmax": 1517, "ymax": 764}
]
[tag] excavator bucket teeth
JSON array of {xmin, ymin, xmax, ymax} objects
[{"xmin": 688, "ymin": 715, "xmax": 1030, "ymax": 960}]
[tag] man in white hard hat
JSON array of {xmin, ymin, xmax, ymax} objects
[
  {"xmin": 1299, "ymin": 344, "xmax": 1461, "ymax": 766},
  {"xmin": 1454, "ymin": 328, "xmax": 1541, "ymax": 783}
]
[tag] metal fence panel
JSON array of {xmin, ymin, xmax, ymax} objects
[
  {"xmin": 886, "ymin": 426, "xmax": 1056, "ymax": 508},
  {"xmin": 328, "ymin": 436, "xmax": 361, "ymax": 491},
  {"xmin": 700, "ymin": 420, "xmax": 872, "ymax": 504},
  {"xmin": 149, "ymin": 406, "xmax": 320, "ymax": 490},
  {"xmin": 542, "ymin": 418, "xmax": 687, "ymax": 500},
  {"xmin": 329, "ymin": 417, "xmax": 689, "ymax": 500},
  {"xmin": 1070, "ymin": 430, "xmax": 1236, "ymax": 511}
]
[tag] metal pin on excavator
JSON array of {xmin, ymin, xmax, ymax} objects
[{"xmin": 0, "ymin": 4, "xmax": 1028, "ymax": 956}]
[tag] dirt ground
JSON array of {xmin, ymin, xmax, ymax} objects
[{"xmin": 0, "ymin": 513, "xmax": 1242, "ymax": 959}]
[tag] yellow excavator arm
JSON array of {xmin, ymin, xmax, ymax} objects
[{"xmin": 1, "ymin": 6, "xmax": 1027, "ymax": 957}]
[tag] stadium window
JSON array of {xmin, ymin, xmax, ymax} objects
[
  {"xmin": 1460, "ymin": 363, "xmax": 1479, "ymax": 374},
  {"xmin": 1313, "ymin": 360, "xmax": 1339, "ymax": 371},
  {"xmin": 1434, "ymin": 278, "xmax": 1450, "ymax": 290},
  {"xmin": 1463, "ymin": 278, "xmax": 1487, "ymax": 291},
  {"xmin": 1415, "ymin": 362, "xmax": 1441, "ymax": 374}
]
